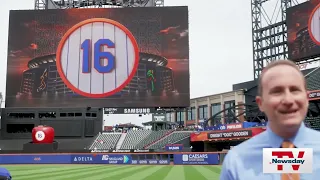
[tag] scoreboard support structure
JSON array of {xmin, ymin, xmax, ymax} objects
[
  {"xmin": 34, "ymin": 0, "xmax": 164, "ymax": 10},
  {"xmin": 251, "ymin": 0, "xmax": 320, "ymax": 79}
]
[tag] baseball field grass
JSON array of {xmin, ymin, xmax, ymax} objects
[{"xmin": 1, "ymin": 164, "xmax": 222, "ymax": 180}]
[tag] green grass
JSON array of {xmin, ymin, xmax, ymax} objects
[{"xmin": 1, "ymin": 164, "xmax": 222, "ymax": 180}]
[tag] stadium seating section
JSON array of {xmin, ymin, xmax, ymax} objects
[
  {"xmin": 120, "ymin": 130, "xmax": 152, "ymax": 149},
  {"xmin": 303, "ymin": 66, "xmax": 320, "ymax": 114},
  {"xmin": 306, "ymin": 66, "xmax": 320, "ymax": 90},
  {"xmin": 89, "ymin": 133, "xmax": 122, "ymax": 150},
  {"xmin": 147, "ymin": 131, "xmax": 192, "ymax": 149},
  {"xmin": 89, "ymin": 130, "xmax": 192, "ymax": 151}
]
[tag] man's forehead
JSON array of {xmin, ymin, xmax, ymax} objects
[
  {"xmin": 261, "ymin": 65, "xmax": 304, "ymax": 86},
  {"xmin": 263, "ymin": 65, "xmax": 300, "ymax": 78},
  {"xmin": 263, "ymin": 66, "xmax": 282, "ymax": 81}
]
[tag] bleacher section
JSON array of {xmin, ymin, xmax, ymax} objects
[
  {"xmin": 88, "ymin": 130, "xmax": 190, "ymax": 151},
  {"xmin": 120, "ymin": 130, "xmax": 152, "ymax": 149},
  {"xmin": 89, "ymin": 133, "xmax": 121, "ymax": 150},
  {"xmin": 306, "ymin": 66, "xmax": 320, "ymax": 90},
  {"xmin": 147, "ymin": 131, "xmax": 192, "ymax": 149},
  {"xmin": 136, "ymin": 130, "xmax": 173, "ymax": 149}
]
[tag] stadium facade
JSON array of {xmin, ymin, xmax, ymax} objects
[
  {"xmin": 166, "ymin": 89, "xmax": 245, "ymax": 127},
  {"xmin": 164, "ymin": 63, "xmax": 320, "ymax": 130}
]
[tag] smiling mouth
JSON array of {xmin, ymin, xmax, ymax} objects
[{"xmin": 279, "ymin": 110, "xmax": 298, "ymax": 115}]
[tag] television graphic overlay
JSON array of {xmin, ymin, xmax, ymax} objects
[
  {"xmin": 287, "ymin": 0, "xmax": 320, "ymax": 61},
  {"xmin": 6, "ymin": 7, "xmax": 189, "ymax": 108},
  {"xmin": 263, "ymin": 148, "xmax": 313, "ymax": 174}
]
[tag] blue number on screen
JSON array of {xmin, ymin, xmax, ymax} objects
[{"xmin": 81, "ymin": 39, "xmax": 115, "ymax": 73}]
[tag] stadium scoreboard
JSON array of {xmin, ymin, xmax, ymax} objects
[{"xmin": 6, "ymin": 7, "xmax": 190, "ymax": 108}]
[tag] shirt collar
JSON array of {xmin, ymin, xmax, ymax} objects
[{"xmin": 266, "ymin": 122, "xmax": 306, "ymax": 148}]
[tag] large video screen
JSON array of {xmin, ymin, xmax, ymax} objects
[
  {"xmin": 6, "ymin": 7, "xmax": 189, "ymax": 108},
  {"xmin": 287, "ymin": 0, "xmax": 320, "ymax": 61}
]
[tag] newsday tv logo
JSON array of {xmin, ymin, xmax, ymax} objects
[{"xmin": 263, "ymin": 148, "xmax": 313, "ymax": 173}]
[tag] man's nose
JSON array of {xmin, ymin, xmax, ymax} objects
[{"xmin": 281, "ymin": 91, "xmax": 294, "ymax": 105}]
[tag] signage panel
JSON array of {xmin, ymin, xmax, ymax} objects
[
  {"xmin": 173, "ymin": 154, "xmax": 219, "ymax": 165},
  {"xmin": 0, "ymin": 154, "xmax": 71, "ymax": 164},
  {"xmin": 165, "ymin": 144, "xmax": 183, "ymax": 151},
  {"xmin": 207, "ymin": 130, "xmax": 252, "ymax": 139},
  {"xmin": 152, "ymin": 114, "xmax": 166, "ymax": 122}
]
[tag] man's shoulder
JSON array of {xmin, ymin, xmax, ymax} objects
[
  {"xmin": 303, "ymin": 127, "xmax": 320, "ymax": 148},
  {"xmin": 220, "ymin": 130, "xmax": 268, "ymax": 179},
  {"xmin": 305, "ymin": 126, "xmax": 320, "ymax": 135}
]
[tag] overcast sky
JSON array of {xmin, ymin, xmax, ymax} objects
[{"xmin": 0, "ymin": 0, "xmax": 310, "ymax": 108}]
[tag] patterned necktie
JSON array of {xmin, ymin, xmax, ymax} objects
[{"xmin": 281, "ymin": 141, "xmax": 300, "ymax": 180}]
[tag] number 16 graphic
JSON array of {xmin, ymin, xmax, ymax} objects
[
  {"xmin": 56, "ymin": 18, "xmax": 140, "ymax": 98},
  {"xmin": 81, "ymin": 38, "xmax": 115, "ymax": 73}
]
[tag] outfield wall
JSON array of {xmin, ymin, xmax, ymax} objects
[{"xmin": 0, "ymin": 153, "xmax": 224, "ymax": 165}]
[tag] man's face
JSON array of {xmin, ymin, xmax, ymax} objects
[{"xmin": 256, "ymin": 65, "xmax": 309, "ymax": 129}]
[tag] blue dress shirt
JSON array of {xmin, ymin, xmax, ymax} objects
[{"xmin": 220, "ymin": 123, "xmax": 320, "ymax": 180}]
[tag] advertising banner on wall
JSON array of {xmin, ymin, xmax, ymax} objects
[
  {"xmin": 207, "ymin": 130, "xmax": 252, "ymax": 139},
  {"xmin": 226, "ymin": 123, "xmax": 242, "ymax": 130},
  {"xmin": 190, "ymin": 127, "xmax": 266, "ymax": 142},
  {"xmin": 0, "ymin": 154, "xmax": 71, "ymax": 164},
  {"xmin": 131, "ymin": 159, "xmax": 170, "ymax": 165},
  {"xmin": 6, "ymin": 7, "xmax": 189, "ymax": 108},
  {"xmin": 173, "ymin": 153, "xmax": 219, "ymax": 165},
  {"xmin": 152, "ymin": 114, "xmax": 166, "ymax": 122},
  {"xmin": 71, "ymin": 155, "xmax": 95, "ymax": 164},
  {"xmin": 104, "ymin": 108, "xmax": 157, "ymax": 114},
  {"xmin": 0, "ymin": 154, "xmax": 171, "ymax": 165},
  {"xmin": 308, "ymin": 90, "xmax": 320, "ymax": 101},
  {"xmin": 100, "ymin": 154, "xmax": 132, "ymax": 164},
  {"xmin": 165, "ymin": 144, "xmax": 183, "ymax": 151}
]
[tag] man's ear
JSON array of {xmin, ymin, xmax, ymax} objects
[{"xmin": 256, "ymin": 96, "xmax": 264, "ymax": 112}]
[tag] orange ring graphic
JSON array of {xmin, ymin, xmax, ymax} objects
[
  {"xmin": 308, "ymin": 3, "xmax": 320, "ymax": 46},
  {"xmin": 56, "ymin": 18, "xmax": 139, "ymax": 98}
]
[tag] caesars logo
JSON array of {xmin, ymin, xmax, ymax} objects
[
  {"xmin": 182, "ymin": 154, "xmax": 208, "ymax": 162},
  {"xmin": 263, "ymin": 148, "xmax": 313, "ymax": 173},
  {"xmin": 56, "ymin": 18, "xmax": 139, "ymax": 98}
]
